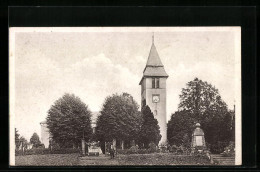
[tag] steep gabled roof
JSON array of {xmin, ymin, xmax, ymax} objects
[
  {"xmin": 145, "ymin": 43, "xmax": 164, "ymax": 67},
  {"xmin": 139, "ymin": 41, "xmax": 169, "ymax": 85},
  {"xmin": 143, "ymin": 66, "xmax": 168, "ymax": 77},
  {"xmin": 142, "ymin": 43, "xmax": 168, "ymax": 76}
]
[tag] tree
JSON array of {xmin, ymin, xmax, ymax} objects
[
  {"xmin": 167, "ymin": 78, "xmax": 234, "ymax": 152},
  {"xmin": 30, "ymin": 133, "xmax": 41, "ymax": 148},
  {"xmin": 15, "ymin": 129, "xmax": 30, "ymax": 150},
  {"xmin": 46, "ymin": 93, "xmax": 92, "ymax": 148},
  {"xmin": 95, "ymin": 93, "xmax": 141, "ymax": 151},
  {"xmin": 178, "ymin": 78, "xmax": 228, "ymax": 121},
  {"xmin": 182, "ymin": 133, "xmax": 190, "ymax": 149},
  {"xmin": 230, "ymin": 109, "xmax": 235, "ymax": 141},
  {"xmin": 139, "ymin": 105, "xmax": 161, "ymax": 148},
  {"xmin": 20, "ymin": 136, "xmax": 29, "ymax": 149},
  {"xmin": 15, "ymin": 128, "xmax": 20, "ymax": 150},
  {"xmin": 167, "ymin": 110, "xmax": 193, "ymax": 146}
]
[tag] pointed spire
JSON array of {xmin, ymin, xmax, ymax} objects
[
  {"xmin": 152, "ymin": 32, "xmax": 154, "ymax": 44},
  {"xmin": 139, "ymin": 34, "xmax": 168, "ymax": 84},
  {"xmin": 145, "ymin": 34, "xmax": 163, "ymax": 67}
]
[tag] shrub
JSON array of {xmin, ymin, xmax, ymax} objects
[
  {"xmin": 137, "ymin": 149, "xmax": 149, "ymax": 154},
  {"xmin": 148, "ymin": 142, "xmax": 157, "ymax": 153},
  {"xmin": 209, "ymin": 141, "xmax": 229, "ymax": 154},
  {"xmin": 15, "ymin": 148, "xmax": 49, "ymax": 156},
  {"xmin": 34, "ymin": 143, "xmax": 45, "ymax": 149},
  {"xmin": 49, "ymin": 140, "xmax": 60, "ymax": 150},
  {"xmin": 15, "ymin": 148, "xmax": 80, "ymax": 156},
  {"xmin": 221, "ymin": 141, "xmax": 235, "ymax": 157},
  {"xmin": 117, "ymin": 149, "xmax": 128, "ymax": 155},
  {"xmin": 15, "ymin": 150, "xmax": 24, "ymax": 156},
  {"xmin": 181, "ymin": 146, "xmax": 191, "ymax": 155},
  {"xmin": 169, "ymin": 145, "xmax": 178, "ymax": 153},
  {"xmin": 118, "ymin": 153, "xmax": 211, "ymax": 165},
  {"xmin": 159, "ymin": 141, "xmax": 169, "ymax": 153},
  {"xmin": 176, "ymin": 145, "xmax": 184, "ymax": 154},
  {"xmin": 191, "ymin": 147, "xmax": 210, "ymax": 159},
  {"xmin": 168, "ymin": 145, "xmax": 191, "ymax": 155},
  {"xmin": 51, "ymin": 148, "xmax": 80, "ymax": 154},
  {"xmin": 128, "ymin": 145, "xmax": 139, "ymax": 154},
  {"xmin": 117, "ymin": 146, "xmax": 140, "ymax": 155},
  {"xmin": 34, "ymin": 148, "xmax": 49, "ymax": 154},
  {"xmin": 117, "ymin": 148, "xmax": 150, "ymax": 155}
]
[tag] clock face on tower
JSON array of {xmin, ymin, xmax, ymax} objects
[{"xmin": 152, "ymin": 95, "xmax": 160, "ymax": 103}]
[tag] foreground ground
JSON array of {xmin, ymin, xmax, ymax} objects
[
  {"xmin": 15, "ymin": 153, "xmax": 211, "ymax": 166},
  {"xmin": 15, "ymin": 153, "xmax": 79, "ymax": 166},
  {"xmin": 117, "ymin": 153, "xmax": 211, "ymax": 165}
]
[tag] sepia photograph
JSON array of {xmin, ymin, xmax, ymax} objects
[{"xmin": 9, "ymin": 27, "xmax": 241, "ymax": 166}]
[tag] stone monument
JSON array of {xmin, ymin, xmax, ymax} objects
[{"xmin": 191, "ymin": 123, "xmax": 206, "ymax": 150}]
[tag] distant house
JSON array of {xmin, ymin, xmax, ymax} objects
[
  {"xmin": 27, "ymin": 143, "xmax": 33, "ymax": 150},
  {"xmin": 40, "ymin": 112, "xmax": 99, "ymax": 148},
  {"xmin": 91, "ymin": 112, "xmax": 99, "ymax": 134}
]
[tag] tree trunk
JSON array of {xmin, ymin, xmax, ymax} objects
[
  {"xmin": 121, "ymin": 140, "xmax": 124, "ymax": 150},
  {"xmin": 113, "ymin": 139, "xmax": 116, "ymax": 154},
  {"xmin": 132, "ymin": 140, "xmax": 135, "ymax": 146},
  {"xmin": 82, "ymin": 139, "xmax": 85, "ymax": 156},
  {"xmin": 50, "ymin": 139, "xmax": 53, "ymax": 151},
  {"xmin": 22, "ymin": 142, "xmax": 24, "ymax": 155},
  {"xmin": 105, "ymin": 142, "xmax": 107, "ymax": 154}
]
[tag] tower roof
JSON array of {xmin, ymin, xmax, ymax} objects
[
  {"xmin": 146, "ymin": 43, "xmax": 164, "ymax": 67},
  {"xmin": 143, "ymin": 66, "xmax": 168, "ymax": 77},
  {"xmin": 143, "ymin": 42, "xmax": 168, "ymax": 74},
  {"xmin": 139, "ymin": 42, "xmax": 168, "ymax": 85}
]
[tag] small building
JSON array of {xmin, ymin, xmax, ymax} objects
[
  {"xmin": 91, "ymin": 112, "xmax": 99, "ymax": 134},
  {"xmin": 27, "ymin": 143, "xmax": 33, "ymax": 150},
  {"xmin": 191, "ymin": 123, "xmax": 206, "ymax": 149},
  {"xmin": 40, "ymin": 121, "xmax": 51, "ymax": 148}
]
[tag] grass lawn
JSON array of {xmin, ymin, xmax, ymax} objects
[
  {"xmin": 15, "ymin": 153, "xmax": 79, "ymax": 166},
  {"xmin": 15, "ymin": 153, "xmax": 211, "ymax": 166},
  {"xmin": 117, "ymin": 153, "xmax": 211, "ymax": 165}
]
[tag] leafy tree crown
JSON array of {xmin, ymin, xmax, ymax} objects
[
  {"xmin": 139, "ymin": 105, "xmax": 161, "ymax": 147},
  {"xmin": 95, "ymin": 93, "xmax": 141, "ymax": 143},
  {"xmin": 168, "ymin": 78, "xmax": 234, "ymax": 152},
  {"xmin": 46, "ymin": 93, "xmax": 92, "ymax": 148}
]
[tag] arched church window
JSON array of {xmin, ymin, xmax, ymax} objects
[
  {"xmin": 156, "ymin": 78, "xmax": 160, "ymax": 88},
  {"xmin": 152, "ymin": 78, "xmax": 155, "ymax": 88}
]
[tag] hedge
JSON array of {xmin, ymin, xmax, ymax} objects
[
  {"xmin": 116, "ymin": 146, "xmax": 160, "ymax": 155},
  {"xmin": 15, "ymin": 148, "xmax": 80, "ymax": 156},
  {"xmin": 209, "ymin": 141, "xmax": 229, "ymax": 154},
  {"xmin": 118, "ymin": 153, "xmax": 211, "ymax": 165},
  {"xmin": 117, "ymin": 149, "xmax": 151, "ymax": 155}
]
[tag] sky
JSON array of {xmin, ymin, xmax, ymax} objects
[{"xmin": 10, "ymin": 27, "xmax": 241, "ymax": 141}]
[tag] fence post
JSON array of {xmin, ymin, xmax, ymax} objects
[{"xmin": 105, "ymin": 142, "xmax": 107, "ymax": 155}]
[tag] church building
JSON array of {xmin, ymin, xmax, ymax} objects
[{"xmin": 139, "ymin": 36, "xmax": 168, "ymax": 144}]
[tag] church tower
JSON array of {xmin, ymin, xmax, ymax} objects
[{"xmin": 139, "ymin": 35, "xmax": 168, "ymax": 144}]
